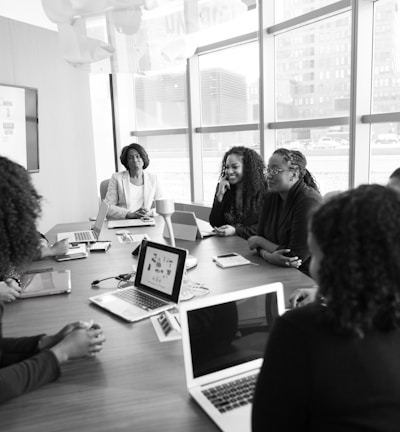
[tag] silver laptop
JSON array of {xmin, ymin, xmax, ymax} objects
[
  {"xmin": 89, "ymin": 240, "xmax": 187, "ymax": 322},
  {"xmin": 180, "ymin": 283, "xmax": 285, "ymax": 432},
  {"xmin": 107, "ymin": 217, "xmax": 156, "ymax": 229},
  {"xmin": 163, "ymin": 211, "xmax": 216, "ymax": 241},
  {"xmin": 57, "ymin": 201, "xmax": 109, "ymax": 243}
]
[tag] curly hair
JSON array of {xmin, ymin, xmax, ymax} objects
[
  {"xmin": 273, "ymin": 148, "xmax": 319, "ymax": 192},
  {"xmin": 310, "ymin": 184, "xmax": 400, "ymax": 338},
  {"xmin": 120, "ymin": 143, "xmax": 150, "ymax": 170},
  {"xmin": 0, "ymin": 157, "xmax": 42, "ymax": 279},
  {"xmin": 220, "ymin": 146, "xmax": 267, "ymax": 218}
]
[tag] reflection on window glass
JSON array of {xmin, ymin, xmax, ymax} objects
[
  {"xmin": 275, "ymin": 0, "xmax": 340, "ymax": 23},
  {"xmin": 370, "ymin": 123, "xmax": 400, "ymax": 184},
  {"xmin": 202, "ymin": 131, "xmax": 260, "ymax": 204},
  {"xmin": 275, "ymin": 128, "xmax": 349, "ymax": 195},
  {"xmin": 197, "ymin": 4, "xmax": 257, "ymax": 46},
  {"xmin": 138, "ymin": 135, "xmax": 191, "ymax": 202},
  {"xmin": 275, "ymin": 13, "xmax": 351, "ymax": 121},
  {"xmin": 199, "ymin": 42, "xmax": 259, "ymax": 126},
  {"xmin": 135, "ymin": 68, "xmax": 187, "ymax": 129},
  {"xmin": 372, "ymin": 0, "xmax": 400, "ymax": 113}
]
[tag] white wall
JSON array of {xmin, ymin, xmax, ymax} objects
[{"xmin": 0, "ymin": 17, "xmax": 99, "ymax": 233}]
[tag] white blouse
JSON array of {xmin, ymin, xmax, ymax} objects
[{"xmin": 128, "ymin": 183, "xmax": 144, "ymax": 211}]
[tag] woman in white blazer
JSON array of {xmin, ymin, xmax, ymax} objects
[{"xmin": 104, "ymin": 143, "xmax": 166, "ymax": 220}]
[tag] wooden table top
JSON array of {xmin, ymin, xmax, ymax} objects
[{"xmin": 0, "ymin": 218, "xmax": 315, "ymax": 431}]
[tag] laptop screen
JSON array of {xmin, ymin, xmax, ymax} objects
[
  {"xmin": 187, "ymin": 291, "xmax": 280, "ymax": 379},
  {"xmin": 134, "ymin": 240, "xmax": 187, "ymax": 303},
  {"xmin": 93, "ymin": 201, "xmax": 109, "ymax": 236}
]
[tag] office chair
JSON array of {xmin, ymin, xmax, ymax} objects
[{"xmin": 100, "ymin": 179, "xmax": 110, "ymax": 201}]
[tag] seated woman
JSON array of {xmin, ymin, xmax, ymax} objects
[
  {"xmin": 248, "ymin": 148, "xmax": 321, "ymax": 274},
  {"xmin": 0, "ymin": 156, "xmax": 106, "ymax": 403},
  {"xmin": 209, "ymin": 146, "xmax": 267, "ymax": 239},
  {"xmin": 252, "ymin": 185, "xmax": 400, "ymax": 431},
  {"xmin": 104, "ymin": 143, "xmax": 166, "ymax": 219}
]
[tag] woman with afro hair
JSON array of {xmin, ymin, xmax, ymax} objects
[
  {"xmin": 252, "ymin": 184, "xmax": 400, "ymax": 431},
  {"xmin": 209, "ymin": 146, "xmax": 267, "ymax": 239},
  {"xmin": 248, "ymin": 148, "xmax": 321, "ymax": 275},
  {"xmin": 0, "ymin": 156, "xmax": 105, "ymax": 403}
]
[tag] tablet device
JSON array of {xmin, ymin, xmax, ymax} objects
[{"xmin": 20, "ymin": 269, "xmax": 72, "ymax": 298}]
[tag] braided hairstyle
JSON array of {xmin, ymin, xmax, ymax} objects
[
  {"xmin": 310, "ymin": 184, "xmax": 400, "ymax": 338},
  {"xmin": 0, "ymin": 157, "xmax": 42, "ymax": 278},
  {"xmin": 273, "ymin": 148, "xmax": 319, "ymax": 192},
  {"xmin": 220, "ymin": 146, "xmax": 267, "ymax": 218}
]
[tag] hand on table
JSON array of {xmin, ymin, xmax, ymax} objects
[
  {"xmin": 0, "ymin": 279, "xmax": 22, "ymax": 303},
  {"xmin": 261, "ymin": 248, "xmax": 302, "ymax": 269},
  {"xmin": 127, "ymin": 208, "xmax": 151, "ymax": 219},
  {"xmin": 289, "ymin": 287, "xmax": 318, "ymax": 309},
  {"xmin": 213, "ymin": 225, "xmax": 236, "ymax": 237}
]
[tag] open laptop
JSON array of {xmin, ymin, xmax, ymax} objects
[
  {"xmin": 108, "ymin": 217, "xmax": 156, "ymax": 229},
  {"xmin": 163, "ymin": 211, "xmax": 216, "ymax": 241},
  {"xmin": 180, "ymin": 282, "xmax": 285, "ymax": 432},
  {"xmin": 57, "ymin": 201, "xmax": 109, "ymax": 243},
  {"xmin": 89, "ymin": 240, "xmax": 187, "ymax": 322}
]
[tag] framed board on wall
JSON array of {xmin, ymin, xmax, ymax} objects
[{"xmin": 0, "ymin": 83, "xmax": 39, "ymax": 173}]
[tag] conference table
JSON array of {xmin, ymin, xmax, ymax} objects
[{"xmin": 1, "ymin": 218, "xmax": 315, "ymax": 432}]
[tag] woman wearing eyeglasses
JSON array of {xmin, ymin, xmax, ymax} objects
[
  {"xmin": 209, "ymin": 146, "xmax": 267, "ymax": 239},
  {"xmin": 248, "ymin": 148, "xmax": 321, "ymax": 274}
]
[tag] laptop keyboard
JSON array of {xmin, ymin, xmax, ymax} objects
[
  {"xmin": 74, "ymin": 231, "xmax": 94, "ymax": 242},
  {"xmin": 112, "ymin": 288, "xmax": 167, "ymax": 311},
  {"xmin": 202, "ymin": 373, "xmax": 258, "ymax": 413}
]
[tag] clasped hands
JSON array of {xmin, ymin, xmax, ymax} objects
[
  {"xmin": 0, "ymin": 279, "xmax": 22, "ymax": 303},
  {"xmin": 126, "ymin": 207, "xmax": 151, "ymax": 219},
  {"xmin": 41, "ymin": 321, "xmax": 106, "ymax": 363},
  {"xmin": 248, "ymin": 236, "xmax": 302, "ymax": 268}
]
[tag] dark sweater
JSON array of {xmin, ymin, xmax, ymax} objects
[
  {"xmin": 257, "ymin": 180, "xmax": 321, "ymax": 272},
  {"xmin": 0, "ymin": 304, "xmax": 60, "ymax": 403},
  {"xmin": 209, "ymin": 184, "xmax": 264, "ymax": 240},
  {"xmin": 252, "ymin": 303, "xmax": 400, "ymax": 432}
]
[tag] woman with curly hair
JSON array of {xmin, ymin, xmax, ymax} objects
[
  {"xmin": 105, "ymin": 143, "xmax": 166, "ymax": 219},
  {"xmin": 0, "ymin": 156, "xmax": 105, "ymax": 403},
  {"xmin": 248, "ymin": 148, "xmax": 321, "ymax": 274},
  {"xmin": 209, "ymin": 146, "xmax": 267, "ymax": 239},
  {"xmin": 252, "ymin": 184, "xmax": 400, "ymax": 431}
]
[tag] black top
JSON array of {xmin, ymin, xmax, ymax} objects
[
  {"xmin": 252, "ymin": 303, "xmax": 400, "ymax": 432},
  {"xmin": 0, "ymin": 304, "xmax": 60, "ymax": 403},
  {"xmin": 256, "ymin": 180, "xmax": 321, "ymax": 273},
  {"xmin": 209, "ymin": 184, "xmax": 264, "ymax": 240}
]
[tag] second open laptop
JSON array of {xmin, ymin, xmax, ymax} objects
[
  {"xmin": 89, "ymin": 240, "xmax": 187, "ymax": 322},
  {"xmin": 163, "ymin": 210, "xmax": 216, "ymax": 241},
  {"xmin": 57, "ymin": 201, "xmax": 109, "ymax": 243},
  {"xmin": 179, "ymin": 282, "xmax": 285, "ymax": 432}
]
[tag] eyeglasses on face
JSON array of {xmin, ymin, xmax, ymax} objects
[{"xmin": 265, "ymin": 167, "xmax": 293, "ymax": 176}]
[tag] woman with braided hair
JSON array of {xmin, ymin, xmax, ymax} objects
[
  {"xmin": 209, "ymin": 146, "xmax": 267, "ymax": 239},
  {"xmin": 248, "ymin": 148, "xmax": 321, "ymax": 275},
  {"xmin": 252, "ymin": 185, "xmax": 400, "ymax": 431}
]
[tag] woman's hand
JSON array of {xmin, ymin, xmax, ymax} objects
[
  {"xmin": 50, "ymin": 323, "xmax": 105, "ymax": 364},
  {"xmin": 41, "ymin": 238, "xmax": 69, "ymax": 258},
  {"xmin": 213, "ymin": 225, "xmax": 236, "ymax": 237},
  {"xmin": 216, "ymin": 176, "xmax": 230, "ymax": 202},
  {"xmin": 126, "ymin": 208, "xmax": 150, "ymax": 219},
  {"xmin": 260, "ymin": 248, "xmax": 302, "ymax": 268},
  {"xmin": 39, "ymin": 321, "xmax": 95, "ymax": 350},
  {"xmin": 289, "ymin": 287, "xmax": 318, "ymax": 308},
  {"xmin": 0, "ymin": 279, "xmax": 22, "ymax": 303},
  {"xmin": 248, "ymin": 236, "xmax": 263, "ymax": 250}
]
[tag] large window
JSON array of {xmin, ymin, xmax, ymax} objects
[{"xmin": 94, "ymin": 0, "xmax": 400, "ymax": 207}]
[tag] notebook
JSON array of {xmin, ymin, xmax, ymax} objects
[
  {"xmin": 89, "ymin": 240, "xmax": 187, "ymax": 322},
  {"xmin": 180, "ymin": 282, "xmax": 285, "ymax": 432},
  {"xmin": 107, "ymin": 217, "xmax": 156, "ymax": 229},
  {"xmin": 162, "ymin": 211, "xmax": 216, "ymax": 241},
  {"xmin": 20, "ymin": 269, "xmax": 72, "ymax": 298},
  {"xmin": 57, "ymin": 201, "xmax": 109, "ymax": 243}
]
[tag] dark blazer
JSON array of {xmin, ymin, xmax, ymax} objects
[
  {"xmin": 0, "ymin": 304, "xmax": 60, "ymax": 403},
  {"xmin": 209, "ymin": 184, "xmax": 264, "ymax": 240},
  {"xmin": 252, "ymin": 303, "xmax": 400, "ymax": 431},
  {"xmin": 257, "ymin": 180, "xmax": 322, "ymax": 272}
]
